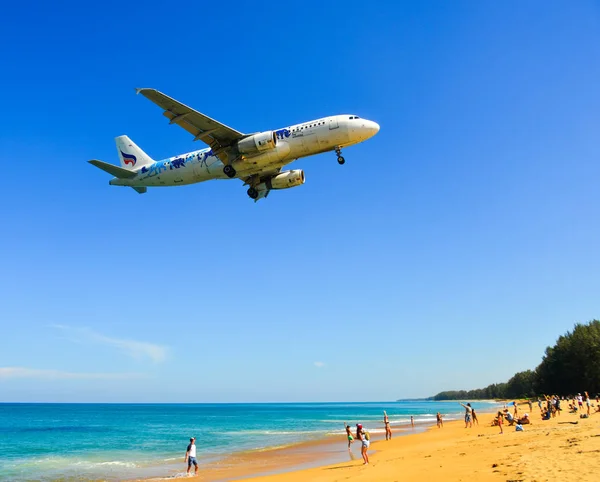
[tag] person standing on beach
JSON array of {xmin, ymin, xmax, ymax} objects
[
  {"xmin": 436, "ymin": 412, "xmax": 443, "ymax": 428},
  {"xmin": 497, "ymin": 411, "xmax": 504, "ymax": 434},
  {"xmin": 471, "ymin": 408, "xmax": 479, "ymax": 426},
  {"xmin": 513, "ymin": 401, "xmax": 518, "ymax": 418},
  {"xmin": 460, "ymin": 403, "xmax": 472, "ymax": 428},
  {"xmin": 344, "ymin": 422, "xmax": 354, "ymax": 448},
  {"xmin": 410, "ymin": 415, "xmax": 414, "ymax": 428},
  {"xmin": 185, "ymin": 437, "xmax": 198, "ymax": 476},
  {"xmin": 383, "ymin": 411, "xmax": 392, "ymax": 440},
  {"xmin": 528, "ymin": 399, "xmax": 533, "ymax": 412},
  {"xmin": 585, "ymin": 392, "xmax": 591, "ymax": 416},
  {"xmin": 355, "ymin": 424, "xmax": 370, "ymax": 465}
]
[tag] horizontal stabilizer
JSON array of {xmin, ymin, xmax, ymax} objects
[
  {"xmin": 88, "ymin": 159, "xmax": 137, "ymax": 179},
  {"xmin": 131, "ymin": 186, "xmax": 147, "ymax": 194}
]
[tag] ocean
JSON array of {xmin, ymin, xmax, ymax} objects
[{"xmin": 0, "ymin": 401, "xmax": 498, "ymax": 481}]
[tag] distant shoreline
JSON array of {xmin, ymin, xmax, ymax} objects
[{"xmin": 398, "ymin": 399, "xmax": 506, "ymax": 402}]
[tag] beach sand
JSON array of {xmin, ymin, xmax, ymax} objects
[
  {"xmin": 138, "ymin": 405, "xmax": 600, "ymax": 482},
  {"xmin": 148, "ymin": 405, "xmax": 600, "ymax": 482},
  {"xmin": 242, "ymin": 408, "xmax": 600, "ymax": 482}
]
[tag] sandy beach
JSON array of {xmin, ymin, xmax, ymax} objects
[
  {"xmin": 154, "ymin": 405, "xmax": 600, "ymax": 482},
  {"xmin": 248, "ymin": 409, "xmax": 600, "ymax": 482}
]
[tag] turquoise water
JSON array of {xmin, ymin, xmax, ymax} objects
[{"xmin": 0, "ymin": 401, "xmax": 497, "ymax": 481}]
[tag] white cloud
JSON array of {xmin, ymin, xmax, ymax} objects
[
  {"xmin": 0, "ymin": 367, "xmax": 143, "ymax": 381},
  {"xmin": 49, "ymin": 325, "xmax": 168, "ymax": 363},
  {"xmin": 314, "ymin": 361, "xmax": 325, "ymax": 368},
  {"xmin": 90, "ymin": 332, "xmax": 167, "ymax": 363}
]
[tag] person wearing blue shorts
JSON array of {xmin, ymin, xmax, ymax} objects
[
  {"xmin": 185, "ymin": 437, "xmax": 198, "ymax": 476},
  {"xmin": 356, "ymin": 424, "xmax": 370, "ymax": 465},
  {"xmin": 460, "ymin": 402, "xmax": 473, "ymax": 428}
]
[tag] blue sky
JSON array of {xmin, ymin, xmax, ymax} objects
[{"xmin": 1, "ymin": 0, "xmax": 599, "ymax": 402}]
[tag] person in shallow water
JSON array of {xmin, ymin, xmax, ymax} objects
[
  {"xmin": 344, "ymin": 422, "xmax": 354, "ymax": 448},
  {"xmin": 185, "ymin": 437, "xmax": 199, "ymax": 476}
]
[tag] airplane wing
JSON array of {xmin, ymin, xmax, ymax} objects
[{"xmin": 136, "ymin": 88, "xmax": 244, "ymax": 162}]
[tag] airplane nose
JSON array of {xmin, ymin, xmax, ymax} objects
[{"xmin": 366, "ymin": 120, "xmax": 380, "ymax": 137}]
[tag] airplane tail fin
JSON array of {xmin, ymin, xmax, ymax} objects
[{"xmin": 115, "ymin": 135, "xmax": 154, "ymax": 170}]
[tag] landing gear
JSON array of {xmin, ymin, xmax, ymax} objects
[
  {"xmin": 223, "ymin": 164, "xmax": 237, "ymax": 178},
  {"xmin": 335, "ymin": 147, "xmax": 345, "ymax": 165},
  {"xmin": 247, "ymin": 187, "xmax": 259, "ymax": 199}
]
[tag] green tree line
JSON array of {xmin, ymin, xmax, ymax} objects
[{"xmin": 429, "ymin": 320, "xmax": 600, "ymax": 400}]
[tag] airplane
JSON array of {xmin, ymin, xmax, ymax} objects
[{"xmin": 89, "ymin": 88, "xmax": 380, "ymax": 201}]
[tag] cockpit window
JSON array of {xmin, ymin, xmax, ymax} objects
[{"xmin": 349, "ymin": 116, "xmax": 361, "ymax": 120}]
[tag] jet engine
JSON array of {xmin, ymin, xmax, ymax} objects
[
  {"xmin": 236, "ymin": 131, "xmax": 277, "ymax": 155},
  {"xmin": 257, "ymin": 170, "xmax": 305, "ymax": 191}
]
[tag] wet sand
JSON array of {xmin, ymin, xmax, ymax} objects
[{"xmin": 137, "ymin": 425, "xmax": 418, "ymax": 481}]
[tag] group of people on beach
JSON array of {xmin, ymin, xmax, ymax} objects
[
  {"xmin": 531, "ymin": 392, "xmax": 598, "ymax": 420},
  {"xmin": 547, "ymin": 392, "xmax": 599, "ymax": 418},
  {"xmin": 488, "ymin": 392, "xmax": 600, "ymax": 434},
  {"xmin": 493, "ymin": 405, "xmax": 531, "ymax": 434},
  {"xmin": 344, "ymin": 422, "xmax": 371, "ymax": 464},
  {"xmin": 342, "ymin": 410, "xmax": 404, "ymax": 465},
  {"xmin": 342, "ymin": 410, "xmax": 447, "ymax": 465},
  {"xmin": 459, "ymin": 402, "xmax": 478, "ymax": 428}
]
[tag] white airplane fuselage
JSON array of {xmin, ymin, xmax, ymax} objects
[{"xmin": 110, "ymin": 114, "xmax": 379, "ymax": 189}]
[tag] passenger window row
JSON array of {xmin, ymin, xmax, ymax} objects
[{"xmin": 292, "ymin": 121, "xmax": 326, "ymax": 132}]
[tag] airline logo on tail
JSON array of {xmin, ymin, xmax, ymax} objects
[{"xmin": 121, "ymin": 151, "xmax": 137, "ymax": 166}]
